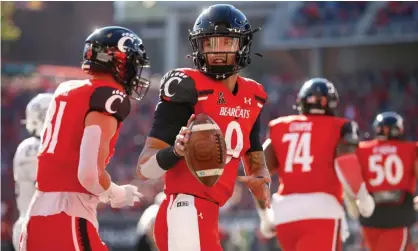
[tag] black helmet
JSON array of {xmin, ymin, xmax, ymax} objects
[
  {"xmin": 373, "ymin": 112, "xmax": 404, "ymax": 140},
  {"xmin": 189, "ymin": 4, "xmax": 260, "ymax": 80},
  {"xmin": 295, "ymin": 78, "xmax": 339, "ymax": 116},
  {"xmin": 82, "ymin": 26, "xmax": 151, "ymax": 101}
]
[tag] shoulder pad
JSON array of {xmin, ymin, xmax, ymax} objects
[
  {"xmin": 14, "ymin": 138, "xmax": 40, "ymax": 161},
  {"xmin": 89, "ymin": 86, "xmax": 131, "ymax": 122},
  {"xmin": 159, "ymin": 69, "xmax": 198, "ymax": 105},
  {"xmin": 358, "ymin": 141, "xmax": 368, "ymax": 148},
  {"xmin": 241, "ymin": 77, "xmax": 267, "ymax": 105},
  {"xmin": 341, "ymin": 121, "xmax": 360, "ymax": 145},
  {"xmin": 269, "ymin": 115, "xmax": 305, "ymax": 127},
  {"xmin": 268, "ymin": 118, "xmax": 281, "ymax": 128}
]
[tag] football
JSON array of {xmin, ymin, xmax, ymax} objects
[{"xmin": 184, "ymin": 113, "xmax": 227, "ymax": 187}]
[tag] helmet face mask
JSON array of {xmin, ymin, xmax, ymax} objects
[
  {"xmin": 373, "ymin": 112, "xmax": 404, "ymax": 140},
  {"xmin": 193, "ymin": 36, "xmax": 240, "ymax": 78},
  {"xmin": 82, "ymin": 26, "xmax": 151, "ymax": 101},
  {"xmin": 188, "ymin": 4, "xmax": 258, "ymax": 80}
]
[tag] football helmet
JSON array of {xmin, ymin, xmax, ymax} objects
[
  {"xmin": 295, "ymin": 78, "xmax": 339, "ymax": 116},
  {"xmin": 23, "ymin": 93, "xmax": 54, "ymax": 138},
  {"xmin": 373, "ymin": 112, "xmax": 404, "ymax": 140},
  {"xmin": 82, "ymin": 26, "xmax": 151, "ymax": 101},
  {"xmin": 189, "ymin": 4, "xmax": 260, "ymax": 80}
]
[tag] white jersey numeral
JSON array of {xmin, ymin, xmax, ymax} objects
[
  {"xmin": 39, "ymin": 100, "xmax": 67, "ymax": 154},
  {"xmin": 368, "ymin": 154, "xmax": 404, "ymax": 186},
  {"xmin": 282, "ymin": 132, "xmax": 314, "ymax": 173},
  {"xmin": 224, "ymin": 121, "xmax": 244, "ymax": 164}
]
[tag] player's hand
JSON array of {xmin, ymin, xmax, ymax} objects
[
  {"xmin": 237, "ymin": 175, "xmax": 271, "ymax": 208},
  {"xmin": 356, "ymin": 193, "xmax": 375, "ymax": 218},
  {"xmin": 174, "ymin": 114, "xmax": 195, "ymax": 157},
  {"xmin": 110, "ymin": 184, "xmax": 142, "ymax": 208},
  {"xmin": 414, "ymin": 196, "xmax": 418, "ymax": 211},
  {"xmin": 258, "ymin": 207, "xmax": 276, "ymax": 239},
  {"xmin": 260, "ymin": 219, "xmax": 276, "ymax": 239}
]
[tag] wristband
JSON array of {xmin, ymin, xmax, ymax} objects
[{"xmin": 156, "ymin": 146, "xmax": 182, "ymax": 170}]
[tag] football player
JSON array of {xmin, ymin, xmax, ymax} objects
[
  {"xmin": 354, "ymin": 112, "xmax": 417, "ymax": 251},
  {"xmin": 12, "ymin": 93, "xmax": 53, "ymax": 251},
  {"xmin": 137, "ymin": 4, "xmax": 271, "ymax": 251},
  {"xmin": 134, "ymin": 192, "xmax": 165, "ymax": 251},
  {"xmin": 259, "ymin": 78, "xmax": 376, "ymax": 251},
  {"xmin": 20, "ymin": 26, "xmax": 150, "ymax": 251}
]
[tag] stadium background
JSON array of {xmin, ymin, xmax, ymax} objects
[{"xmin": 1, "ymin": 1, "xmax": 417, "ymax": 250}]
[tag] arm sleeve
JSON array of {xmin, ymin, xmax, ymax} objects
[
  {"xmin": 148, "ymin": 70, "xmax": 198, "ymax": 145},
  {"xmin": 89, "ymin": 86, "xmax": 131, "ymax": 122},
  {"xmin": 148, "ymin": 101, "xmax": 194, "ymax": 145},
  {"xmin": 247, "ymin": 80, "xmax": 266, "ymax": 153},
  {"xmin": 247, "ymin": 111, "xmax": 263, "ymax": 153}
]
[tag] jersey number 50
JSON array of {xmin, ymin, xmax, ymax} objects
[
  {"xmin": 282, "ymin": 132, "xmax": 314, "ymax": 173},
  {"xmin": 368, "ymin": 154, "xmax": 404, "ymax": 186},
  {"xmin": 39, "ymin": 100, "xmax": 68, "ymax": 154}
]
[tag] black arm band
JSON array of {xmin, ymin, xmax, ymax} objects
[{"xmin": 156, "ymin": 146, "xmax": 182, "ymax": 170}]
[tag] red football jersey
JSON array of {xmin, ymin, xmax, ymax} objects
[
  {"xmin": 161, "ymin": 69, "xmax": 266, "ymax": 206},
  {"xmin": 357, "ymin": 140, "xmax": 417, "ymax": 194},
  {"xmin": 37, "ymin": 79, "xmax": 130, "ymax": 193},
  {"xmin": 268, "ymin": 114, "xmax": 350, "ymax": 201}
]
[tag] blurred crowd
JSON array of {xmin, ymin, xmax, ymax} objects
[
  {"xmin": 286, "ymin": 1, "xmax": 369, "ymax": 38},
  {"xmin": 285, "ymin": 1, "xmax": 418, "ymax": 38},
  {"xmin": 370, "ymin": 1, "xmax": 418, "ymax": 35}
]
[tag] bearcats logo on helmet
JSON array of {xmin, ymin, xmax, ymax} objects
[
  {"xmin": 117, "ymin": 33, "xmax": 137, "ymax": 53},
  {"xmin": 105, "ymin": 90, "xmax": 127, "ymax": 114}
]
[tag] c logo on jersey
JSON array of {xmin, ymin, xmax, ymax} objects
[
  {"xmin": 117, "ymin": 33, "xmax": 136, "ymax": 53},
  {"xmin": 161, "ymin": 71, "xmax": 188, "ymax": 98},
  {"xmin": 105, "ymin": 90, "xmax": 127, "ymax": 114}
]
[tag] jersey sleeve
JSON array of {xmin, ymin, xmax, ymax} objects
[
  {"xmin": 247, "ymin": 110, "xmax": 263, "ymax": 152},
  {"xmin": 265, "ymin": 118, "xmax": 278, "ymax": 151},
  {"xmin": 247, "ymin": 80, "xmax": 266, "ymax": 152},
  {"xmin": 159, "ymin": 70, "xmax": 198, "ymax": 104},
  {"xmin": 252, "ymin": 81, "xmax": 267, "ymax": 108},
  {"xmin": 148, "ymin": 70, "xmax": 198, "ymax": 145},
  {"xmin": 89, "ymin": 86, "xmax": 131, "ymax": 122}
]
